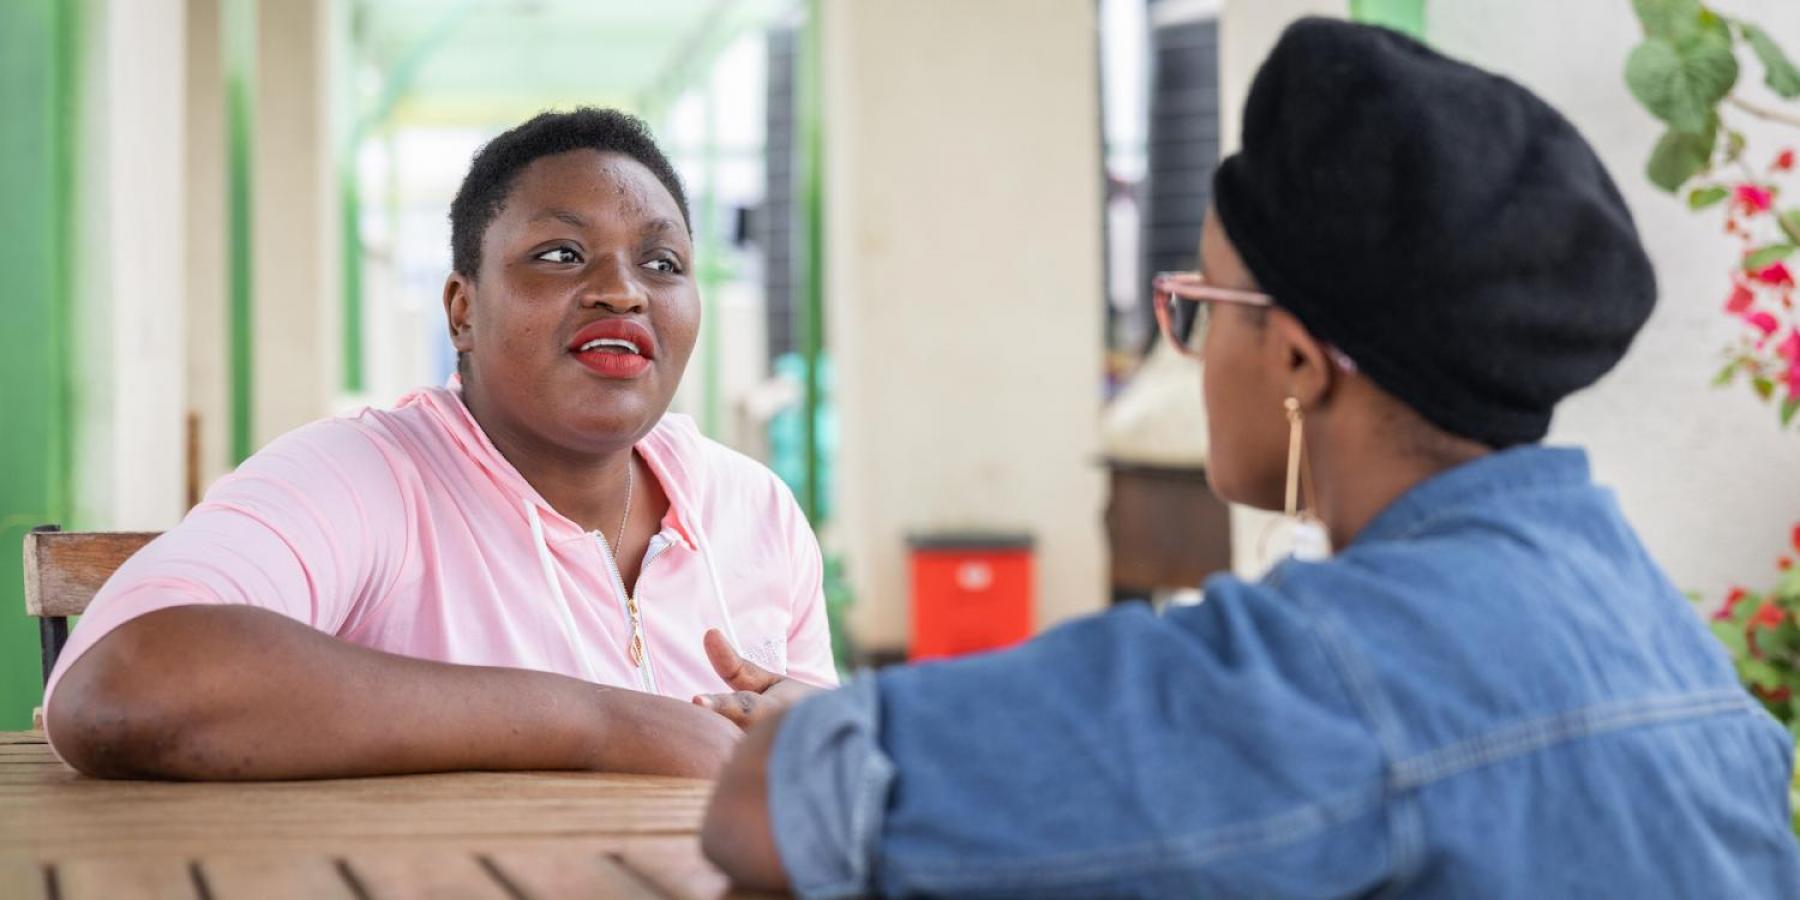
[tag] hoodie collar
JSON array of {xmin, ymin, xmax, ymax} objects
[{"xmin": 413, "ymin": 376, "xmax": 703, "ymax": 551}]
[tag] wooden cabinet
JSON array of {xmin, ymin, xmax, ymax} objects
[{"xmin": 1104, "ymin": 461, "xmax": 1232, "ymax": 602}]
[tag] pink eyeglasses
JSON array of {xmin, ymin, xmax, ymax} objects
[{"xmin": 1151, "ymin": 271, "xmax": 1274, "ymax": 358}]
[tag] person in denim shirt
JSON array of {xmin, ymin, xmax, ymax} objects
[{"xmin": 691, "ymin": 18, "xmax": 1800, "ymax": 897}]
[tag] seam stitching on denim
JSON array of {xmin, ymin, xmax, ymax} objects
[
  {"xmin": 889, "ymin": 781, "xmax": 1384, "ymax": 891},
  {"xmin": 1389, "ymin": 690, "xmax": 1754, "ymax": 789}
]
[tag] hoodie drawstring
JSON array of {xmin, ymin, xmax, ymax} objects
[
  {"xmin": 692, "ymin": 526, "xmax": 744, "ymax": 654},
  {"xmin": 526, "ymin": 502, "xmax": 602, "ymax": 683}
]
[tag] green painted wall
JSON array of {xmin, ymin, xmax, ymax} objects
[
  {"xmin": 0, "ymin": 0, "xmax": 78, "ymax": 729},
  {"xmin": 227, "ymin": 0, "xmax": 256, "ymax": 463},
  {"xmin": 1349, "ymin": 0, "xmax": 1427, "ymax": 39}
]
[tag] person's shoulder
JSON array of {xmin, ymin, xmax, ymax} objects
[
  {"xmin": 647, "ymin": 414, "xmax": 802, "ymax": 512},
  {"xmin": 228, "ymin": 400, "xmax": 425, "ymax": 491}
]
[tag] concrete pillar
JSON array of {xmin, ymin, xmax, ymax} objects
[
  {"xmin": 186, "ymin": 0, "xmax": 230, "ymax": 495},
  {"xmin": 824, "ymin": 0, "xmax": 1108, "ymax": 649},
  {"xmin": 73, "ymin": 0, "xmax": 190, "ymax": 530},
  {"xmin": 252, "ymin": 0, "xmax": 340, "ymax": 446}
]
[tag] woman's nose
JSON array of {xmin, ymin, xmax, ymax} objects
[{"xmin": 579, "ymin": 257, "xmax": 648, "ymax": 313}]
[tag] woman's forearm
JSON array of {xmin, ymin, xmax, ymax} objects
[{"xmin": 46, "ymin": 605, "xmax": 738, "ymax": 780}]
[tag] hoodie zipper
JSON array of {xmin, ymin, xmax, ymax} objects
[{"xmin": 592, "ymin": 531, "xmax": 668, "ymax": 694}]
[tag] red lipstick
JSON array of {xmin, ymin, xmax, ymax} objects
[{"xmin": 566, "ymin": 319, "xmax": 656, "ymax": 379}]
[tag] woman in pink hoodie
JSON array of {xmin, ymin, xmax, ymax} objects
[{"xmin": 44, "ymin": 109, "xmax": 835, "ymax": 780}]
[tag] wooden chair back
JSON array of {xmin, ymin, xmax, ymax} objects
[{"xmin": 23, "ymin": 525, "xmax": 159, "ymax": 684}]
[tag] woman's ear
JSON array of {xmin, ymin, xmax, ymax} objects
[
  {"xmin": 444, "ymin": 274, "xmax": 475, "ymax": 353},
  {"xmin": 1267, "ymin": 308, "xmax": 1336, "ymax": 408}
]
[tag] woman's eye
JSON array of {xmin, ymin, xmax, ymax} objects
[
  {"xmin": 643, "ymin": 257, "xmax": 681, "ymax": 274},
  {"xmin": 534, "ymin": 247, "xmax": 581, "ymax": 264}
]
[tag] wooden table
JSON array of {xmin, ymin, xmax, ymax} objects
[{"xmin": 0, "ymin": 731, "xmax": 765, "ymax": 899}]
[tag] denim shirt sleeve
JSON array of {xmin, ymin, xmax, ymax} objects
[
  {"xmin": 767, "ymin": 675, "xmax": 894, "ymax": 899},
  {"xmin": 769, "ymin": 580, "xmax": 1393, "ymax": 897}
]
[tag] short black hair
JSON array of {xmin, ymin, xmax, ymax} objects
[{"xmin": 449, "ymin": 107, "xmax": 690, "ymax": 278}]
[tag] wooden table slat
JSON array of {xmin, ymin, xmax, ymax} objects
[
  {"xmin": 483, "ymin": 849, "xmax": 668, "ymax": 900},
  {"xmin": 198, "ymin": 855, "xmax": 359, "ymax": 900},
  {"xmin": 0, "ymin": 732, "xmax": 749, "ymax": 898},
  {"xmin": 55, "ymin": 857, "xmax": 198, "ymax": 900},
  {"xmin": 340, "ymin": 851, "xmax": 515, "ymax": 900},
  {"xmin": 620, "ymin": 841, "xmax": 738, "ymax": 900},
  {"xmin": 0, "ymin": 856, "xmax": 49, "ymax": 900}
]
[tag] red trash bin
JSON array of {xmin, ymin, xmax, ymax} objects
[{"xmin": 908, "ymin": 533, "xmax": 1034, "ymax": 661}]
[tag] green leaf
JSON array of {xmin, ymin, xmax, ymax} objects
[
  {"xmin": 1689, "ymin": 185, "xmax": 1730, "ymax": 209},
  {"xmin": 1742, "ymin": 657, "xmax": 1785, "ymax": 690},
  {"xmin": 1771, "ymin": 692, "xmax": 1798, "ymax": 723},
  {"xmin": 1761, "ymin": 619, "xmax": 1800, "ymax": 660},
  {"xmin": 1648, "ymin": 127, "xmax": 1715, "ymax": 191},
  {"xmin": 1633, "ymin": 0, "xmax": 1705, "ymax": 40},
  {"xmin": 1781, "ymin": 566, "xmax": 1800, "ymax": 601},
  {"xmin": 1732, "ymin": 592, "xmax": 1764, "ymax": 628},
  {"xmin": 1713, "ymin": 619, "xmax": 1751, "ymax": 658},
  {"xmin": 1744, "ymin": 24, "xmax": 1800, "ymax": 98},
  {"xmin": 1727, "ymin": 129, "xmax": 1748, "ymax": 163},
  {"xmin": 1745, "ymin": 243, "xmax": 1798, "ymax": 272},
  {"xmin": 1783, "ymin": 395, "xmax": 1800, "ymax": 427},
  {"xmin": 1756, "ymin": 375, "xmax": 1778, "ymax": 399},
  {"xmin": 1781, "ymin": 210, "xmax": 1800, "ymax": 246},
  {"xmin": 1715, "ymin": 358, "xmax": 1744, "ymax": 386},
  {"xmin": 1626, "ymin": 33, "xmax": 1741, "ymax": 134},
  {"xmin": 1698, "ymin": 10, "xmax": 1734, "ymax": 47}
]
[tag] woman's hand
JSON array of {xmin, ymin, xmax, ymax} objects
[{"xmin": 692, "ymin": 629, "xmax": 821, "ymax": 730}]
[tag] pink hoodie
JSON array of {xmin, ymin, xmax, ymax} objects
[{"xmin": 44, "ymin": 384, "xmax": 837, "ymax": 748}]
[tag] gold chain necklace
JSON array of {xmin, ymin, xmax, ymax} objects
[{"xmin": 595, "ymin": 459, "xmax": 644, "ymax": 667}]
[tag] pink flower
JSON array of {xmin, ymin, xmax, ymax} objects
[
  {"xmin": 1747, "ymin": 311, "xmax": 1780, "ymax": 339},
  {"xmin": 1717, "ymin": 587, "xmax": 1749, "ymax": 621},
  {"xmin": 1781, "ymin": 329, "xmax": 1800, "ymax": 366},
  {"xmin": 1736, "ymin": 184, "xmax": 1776, "ymax": 215},
  {"xmin": 1781, "ymin": 330, "xmax": 1800, "ymax": 394},
  {"xmin": 1755, "ymin": 261, "xmax": 1795, "ymax": 287},
  {"xmin": 1727, "ymin": 281, "xmax": 1756, "ymax": 314},
  {"xmin": 1755, "ymin": 602, "xmax": 1786, "ymax": 630},
  {"xmin": 1777, "ymin": 149, "xmax": 1796, "ymax": 172}
]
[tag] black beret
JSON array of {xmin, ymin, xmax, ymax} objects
[{"xmin": 1212, "ymin": 18, "xmax": 1656, "ymax": 447}]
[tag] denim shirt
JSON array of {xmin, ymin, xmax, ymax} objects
[{"xmin": 767, "ymin": 447, "xmax": 1800, "ymax": 898}]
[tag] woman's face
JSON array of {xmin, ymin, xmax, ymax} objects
[
  {"xmin": 446, "ymin": 149, "xmax": 699, "ymax": 456},
  {"xmin": 1197, "ymin": 208, "xmax": 1289, "ymax": 511}
]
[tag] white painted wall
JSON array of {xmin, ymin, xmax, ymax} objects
[
  {"xmin": 1218, "ymin": 1, "xmax": 1800, "ymax": 600},
  {"xmin": 1437, "ymin": 0, "xmax": 1800, "ymax": 604},
  {"xmin": 73, "ymin": 0, "xmax": 190, "ymax": 531},
  {"xmin": 825, "ymin": 0, "xmax": 1109, "ymax": 648}
]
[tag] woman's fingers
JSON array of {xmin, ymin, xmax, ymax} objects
[
  {"xmin": 702, "ymin": 628, "xmax": 779, "ymax": 692},
  {"xmin": 693, "ymin": 690, "xmax": 761, "ymax": 729}
]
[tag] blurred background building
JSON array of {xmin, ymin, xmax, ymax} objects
[{"xmin": 4, "ymin": 0, "xmax": 1798, "ymax": 728}]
